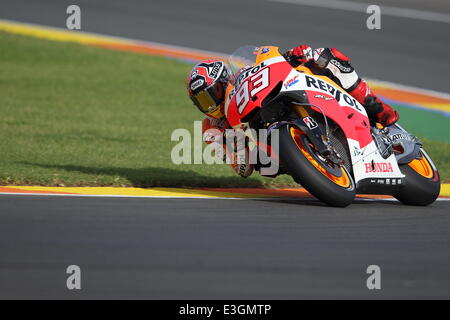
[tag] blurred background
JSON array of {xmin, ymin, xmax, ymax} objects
[{"xmin": 1, "ymin": 0, "xmax": 450, "ymax": 91}]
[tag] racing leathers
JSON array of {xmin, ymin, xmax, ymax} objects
[
  {"xmin": 202, "ymin": 45, "xmax": 399, "ymax": 178},
  {"xmin": 202, "ymin": 116, "xmax": 255, "ymax": 178}
]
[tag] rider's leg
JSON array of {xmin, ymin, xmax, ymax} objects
[{"xmin": 348, "ymin": 78, "xmax": 399, "ymax": 126}]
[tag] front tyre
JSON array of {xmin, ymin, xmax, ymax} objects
[
  {"xmin": 395, "ymin": 149, "xmax": 440, "ymax": 206},
  {"xmin": 279, "ymin": 124, "xmax": 356, "ymax": 207}
]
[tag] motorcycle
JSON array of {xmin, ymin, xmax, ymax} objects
[{"xmin": 224, "ymin": 45, "xmax": 440, "ymax": 207}]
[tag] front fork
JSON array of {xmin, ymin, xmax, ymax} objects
[{"xmin": 290, "ymin": 104, "xmax": 344, "ymax": 166}]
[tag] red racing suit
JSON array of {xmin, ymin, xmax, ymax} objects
[{"xmin": 202, "ymin": 45, "xmax": 399, "ymax": 178}]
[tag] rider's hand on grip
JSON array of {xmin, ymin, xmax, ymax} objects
[{"xmin": 286, "ymin": 45, "xmax": 313, "ymax": 66}]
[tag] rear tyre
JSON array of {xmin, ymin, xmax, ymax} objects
[
  {"xmin": 395, "ymin": 149, "xmax": 440, "ymax": 206},
  {"xmin": 279, "ymin": 124, "xmax": 356, "ymax": 207}
]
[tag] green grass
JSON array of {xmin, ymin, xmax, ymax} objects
[
  {"xmin": 0, "ymin": 32, "xmax": 449, "ymax": 187},
  {"xmin": 415, "ymin": 137, "xmax": 450, "ymax": 182},
  {"xmin": 0, "ymin": 32, "xmax": 292, "ymax": 187},
  {"xmin": 390, "ymin": 104, "xmax": 450, "ymax": 145}
]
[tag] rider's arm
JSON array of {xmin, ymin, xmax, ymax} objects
[
  {"xmin": 284, "ymin": 45, "xmax": 358, "ymax": 90},
  {"xmin": 284, "ymin": 45, "xmax": 399, "ymax": 125}
]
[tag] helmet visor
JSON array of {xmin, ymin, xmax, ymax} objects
[{"xmin": 191, "ymin": 84, "xmax": 224, "ymax": 114}]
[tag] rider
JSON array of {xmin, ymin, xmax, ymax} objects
[{"xmin": 186, "ymin": 45, "xmax": 399, "ymax": 178}]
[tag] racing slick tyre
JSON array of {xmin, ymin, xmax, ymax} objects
[
  {"xmin": 279, "ymin": 124, "xmax": 356, "ymax": 207},
  {"xmin": 395, "ymin": 149, "xmax": 440, "ymax": 206}
]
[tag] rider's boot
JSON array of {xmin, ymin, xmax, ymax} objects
[{"xmin": 349, "ymin": 79, "xmax": 399, "ymax": 126}]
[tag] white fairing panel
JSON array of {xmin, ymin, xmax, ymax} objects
[
  {"xmin": 349, "ymin": 139, "xmax": 404, "ymax": 183},
  {"xmin": 282, "ymin": 70, "xmax": 404, "ymax": 183},
  {"xmin": 281, "ymin": 70, "xmax": 368, "ymax": 117}
]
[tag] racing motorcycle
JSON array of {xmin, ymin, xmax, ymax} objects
[{"xmin": 224, "ymin": 45, "xmax": 440, "ymax": 207}]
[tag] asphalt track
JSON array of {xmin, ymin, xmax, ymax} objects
[
  {"xmin": 1, "ymin": 0, "xmax": 450, "ymax": 299},
  {"xmin": 1, "ymin": 195, "xmax": 449, "ymax": 299}
]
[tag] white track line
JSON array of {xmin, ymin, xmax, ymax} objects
[
  {"xmin": 269, "ymin": 0, "xmax": 450, "ymax": 24},
  {"xmin": 0, "ymin": 192, "xmax": 306, "ymax": 200},
  {"xmin": 0, "ymin": 192, "xmax": 449, "ymax": 201}
]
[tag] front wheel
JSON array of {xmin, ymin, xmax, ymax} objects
[
  {"xmin": 395, "ymin": 149, "xmax": 440, "ymax": 206},
  {"xmin": 279, "ymin": 124, "xmax": 356, "ymax": 207}
]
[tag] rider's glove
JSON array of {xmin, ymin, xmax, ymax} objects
[
  {"xmin": 286, "ymin": 44, "xmax": 313, "ymax": 66},
  {"xmin": 202, "ymin": 117, "xmax": 229, "ymax": 161}
]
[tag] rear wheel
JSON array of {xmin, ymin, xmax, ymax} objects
[
  {"xmin": 279, "ymin": 124, "xmax": 356, "ymax": 207},
  {"xmin": 395, "ymin": 149, "xmax": 440, "ymax": 206}
]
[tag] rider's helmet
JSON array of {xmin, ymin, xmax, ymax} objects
[{"xmin": 187, "ymin": 59, "xmax": 230, "ymax": 119}]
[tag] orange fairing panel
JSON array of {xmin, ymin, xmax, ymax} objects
[{"xmin": 255, "ymin": 46, "xmax": 283, "ymax": 64}]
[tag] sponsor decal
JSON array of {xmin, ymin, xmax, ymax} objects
[
  {"xmin": 365, "ymin": 162, "xmax": 394, "ymax": 173},
  {"xmin": 261, "ymin": 47, "xmax": 270, "ymax": 54},
  {"xmin": 330, "ymin": 59, "xmax": 352, "ymax": 72},
  {"xmin": 304, "ymin": 75, "xmax": 363, "ymax": 111},
  {"xmin": 302, "ymin": 116, "xmax": 318, "ymax": 129},
  {"xmin": 198, "ymin": 61, "xmax": 223, "ymax": 79},
  {"xmin": 314, "ymin": 94, "xmax": 334, "ymax": 101},
  {"xmin": 284, "ymin": 75, "xmax": 299, "ymax": 89},
  {"xmin": 353, "ymin": 146, "xmax": 363, "ymax": 156},
  {"xmin": 235, "ymin": 62, "xmax": 267, "ymax": 87},
  {"xmin": 190, "ymin": 79, "xmax": 204, "ymax": 91},
  {"xmin": 190, "ymin": 70, "xmax": 198, "ymax": 78},
  {"xmin": 209, "ymin": 62, "xmax": 222, "ymax": 78},
  {"xmin": 368, "ymin": 178, "xmax": 403, "ymax": 185},
  {"xmin": 383, "ymin": 133, "xmax": 412, "ymax": 143},
  {"xmin": 229, "ymin": 61, "xmax": 268, "ymax": 98}
]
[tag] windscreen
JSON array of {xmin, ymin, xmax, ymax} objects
[{"xmin": 227, "ymin": 45, "xmax": 260, "ymax": 82}]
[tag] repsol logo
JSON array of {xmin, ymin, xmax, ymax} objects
[
  {"xmin": 365, "ymin": 162, "xmax": 394, "ymax": 173},
  {"xmin": 305, "ymin": 75, "xmax": 362, "ymax": 111},
  {"xmin": 229, "ymin": 62, "xmax": 268, "ymax": 99},
  {"xmin": 235, "ymin": 62, "xmax": 267, "ymax": 87}
]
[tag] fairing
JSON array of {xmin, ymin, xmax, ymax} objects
[{"xmin": 223, "ymin": 45, "xmax": 405, "ymax": 184}]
